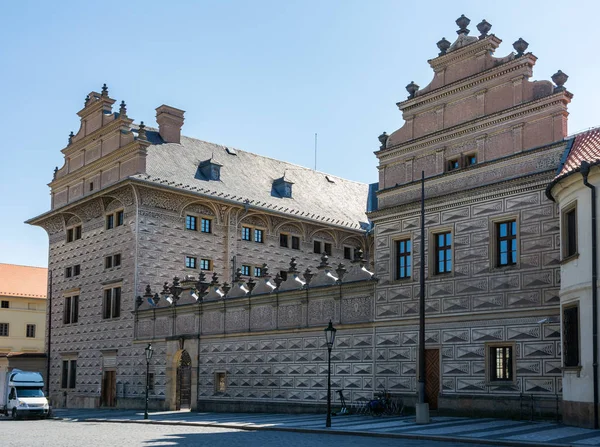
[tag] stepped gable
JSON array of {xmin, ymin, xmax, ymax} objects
[{"xmin": 374, "ymin": 15, "xmax": 573, "ymax": 210}]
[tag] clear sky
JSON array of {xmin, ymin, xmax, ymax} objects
[{"xmin": 1, "ymin": 0, "xmax": 599, "ymax": 268}]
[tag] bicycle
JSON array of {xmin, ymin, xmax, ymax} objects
[{"xmin": 366, "ymin": 389, "xmax": 404, "ymax": 416}]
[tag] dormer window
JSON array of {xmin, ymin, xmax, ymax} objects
[
  {"xmin": 272, "ymin": 176, "xmax": 293, "ymax": 198},
  {"xmin": 198, "ymin": 158, "xmax": 222, "ymax": 181}
]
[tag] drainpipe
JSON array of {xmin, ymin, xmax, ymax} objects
[{"xmin": 581, "ymin": 160, "xmax": 599, "ymax": 429}]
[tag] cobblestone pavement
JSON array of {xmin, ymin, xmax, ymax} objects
[
  {"xmin": 1, "ymin": 418, "xmax": 498, "ymax": 447},
  {"xmin": 48, "ymin": 408, "xmax": 600, "ymax": 446}
]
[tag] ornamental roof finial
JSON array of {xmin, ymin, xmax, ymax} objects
[
  {"xmin": 101, "ymin": 83, "xmax": 108, "ymax": 97},
  {"xmin": 456, "ymin": 14, "xmax": 471, "ymax": 35}
]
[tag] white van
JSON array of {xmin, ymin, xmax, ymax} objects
[{"xmin": 1, "ymin": 370, "xmax": 50, "ymax": 419}]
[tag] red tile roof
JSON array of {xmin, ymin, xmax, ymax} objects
[
  {"xmin": 0, "ymin": 263, "xmax": 48, "ymax": 299},
  {"xmin": 556, "ymin": 127, "xmax": 600, "ymax": 179}
]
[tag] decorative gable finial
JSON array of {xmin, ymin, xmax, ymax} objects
[
  {"xmin": 68, "ymin": 131, "xmax": 74, "ymax": 145},
  {"xmin": 406, "ymin": 81, "xmax": 419, "ymax": 99},
  {"xmin": 101, "ymin": 83, "xmax": 108, "ymax": 97},
  {"xmin": 513, "ymin": 38, "xmax": 529, "ymax": 57},
  {"xmin": 137, "ymin": 121, "xmax": 147, "ymax": 141},
  {"xmin": 84, "ymin": 95, "xmax": 90, "ymax": 107},
  {"xmin": 456, "ymin": 14, "xmax": 471, "ymax": 35},
  {"xmin": 53, "ymin": 166, "xmax": 58, "ymax": 180},
  {"xmin": 378, "ymin": 132, "xmax": 389, "ymax": 149},
  {"xmin": 476, "ymin": 19, "xmax": 492, "ymax": 39},
  {"xmin": 119, "ymin": 100, "xmax": 127, "ymax": 117},
  {"xmin": 552, "ymin": 70, "xmax": 569, "ymax": 92},
  {"xmin": 436, "ymin": 37, "xmax": 451, "ymax": 56}
]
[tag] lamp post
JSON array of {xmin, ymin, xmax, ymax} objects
[
  {"xmin": 324, "ymin": 320, "xmax": 337, "ymax": 428},
  {"xmin": 144, "ymin": 343, "xmax": 153, "ymax": 420}
]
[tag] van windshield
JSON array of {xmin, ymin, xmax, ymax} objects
[{"xmin": 16, "ymin": 387, "xmax": 45, "ymax": 398}]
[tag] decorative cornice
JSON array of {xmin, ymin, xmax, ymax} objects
[
  {"xmin": 428, "ymin": 35, "xmax": 502, "ymax": 70},
  {"xmin": 61, "ymin": 117, "xmax": 132, "ymax": 157},
  {"xmin": 49, "ymin": 140, "xmax": 149, "ymax": 190},
  {"xmin": 378, "ymin": 93, "xmax": 570, "ymax": 162},
  {"xmin": 369, "ymin": 170, "xmax": 556, "ymax": 223},
  {"xmin": 397, "ymin": 53, "xmax": 536, "ymax": 114}
]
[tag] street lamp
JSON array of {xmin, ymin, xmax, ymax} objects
[
  {"xmin": 324, "ymin": 320, "xmax": 337, "ymax": 428},
  {"xmin": 144, "ymin": 343, "xmax": 153, "ymax": 420}
]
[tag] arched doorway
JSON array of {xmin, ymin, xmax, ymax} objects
[{"xmin": 176, "ymin": 350, "xmax": 192, "ymax": 410}]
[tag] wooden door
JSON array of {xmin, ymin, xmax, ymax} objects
[
  {"xmin": 425, "ymin": 349, "xmax": 440, "ymax": 410},
  {"xmin": 176, "ymin": 351, "xmax": 192, "ymax": 410},
  {"xmin": 101, "ymin": 371, "xmax": 116, "ymax": 407}
]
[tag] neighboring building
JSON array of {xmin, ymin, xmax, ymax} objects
[
  {"xmin": 369, "ymin": 15, "xmax": 571, "ymax": 415},
  {"xmin": 0, "ymin": 263, "xmax": 48, "ymax": 354},
  {"xmin": 547, "ymin": 127, "xmax": 600, "ymax": 428},
  {"xmin": 27, "ymin": 87, "xmax": 370, "ymax": 409},
  {"xmin": 0, "ymin": 264, "xmax": 48, "ymax": 383}
]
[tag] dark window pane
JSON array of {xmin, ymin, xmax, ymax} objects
[
  {"xmin": 291, "ymin": 236, "xmax": 300, "ymax": 250},
  {"xmin": 106, "ymin": 215, "xmax": 114, "ymax": 230},
  {"xmin": 313, "ymin": 241, "xmax": 321, "ymax": 254},
  {"xmin": 280, "ymin": 234, "xmax": 289, "ymax": 248},
  {"xmin": 324, "ymin": 243, "xmax": 332, "ymax": 256},
  {"xmin": 254, "ymin": 229, "xmax": 264, "ymax": 243},
  {"xmin": 201, "ymin": 218, "xmax": 211, "ymax": 233},
  {"xmin": 69, "ymin": 360, "xmax": 77, "ymax": 389},
  {"xmin": 242, "ymin": 227, "xmax": 251, "ymax": 241},
  {"xmin": 566, "ymin": 209, "xmax": 577, "ymax": 257},
  {"xmin": 563, "ymin": 306, "xmax": 580, "ymax": 367},
  {"xmin": 62, "ymin": 361, "xmax": 69, "ymax": 388},
  {"xmin": 116, "ymin": 211, "xmax": 124, "ymax": 226}
]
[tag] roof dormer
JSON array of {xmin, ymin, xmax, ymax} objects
[
  {"xmin": 197, "ymin": 158, "xmax": 222, "ymax": 181},
  {"xmin": 272, "ymin": 175, "xmax": 293, "ymax": 198}
]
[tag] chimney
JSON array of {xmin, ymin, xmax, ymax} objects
[{"xmin": 156, "ymin": 105, "xmax": 185, "ymax": 144}]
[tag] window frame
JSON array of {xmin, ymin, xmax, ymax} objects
[
  {"xmin": 63, "ymin": 294, "xmax": 79, "ymax": 325},
  {"xmin": 185, "ymin": 256, "xmax": 198, "ymax": 269},
  {"xmin": 485, "ymin": 342, "xmax": 516, "ymax": 384},
  {"xmin": 66, "ymin": 224, "xmax": 82, "ymax": 243},
  {"xmin": 201, "ymin": 217, "xmax": 212, "ymax": 234},
  {"xmin": 562, "ymin": 302, "xmax": 580, "ymax": 368},
  {"xmin": 73, "ymin": 264, "xmax": 81, "ymax": 276},
  {"xmin": 0, "ymin": 323, "xmax": 8, "ymax": 337},
  {"xmin": 465, "ymin": 153, "xmax": 477, "ymax": 166},
  {"xmin": 215, "ymin": 371, "xmax": 227, "ymax": 394},
  {"xmin": 61, "ymin": 358, "xmax": 77, "ymax": 389},
  {"xmin": 280, "ymin": 233, "xmax": 289, "ymax": 248},
  {"xmin": 106, "ymin": 210, "xmax": 124, "ymax": 230},
  {"xmin": 241, "ymin": 226, "xmax": 252, "ymax": 241},
  {"xmin": 240, "ymin": 265, "xmax": 250, "ymax": 276},
  {"xmin": 447, "ymin": 158, "xmax": 460, "ymax": 172},
  {"xmin": 199, "ymin": 258, "xmax": 211, "ymax": 271},
  {"xmin": 26, "ymin": 324, "xmax": 36, "ymax": 338},
  {"xmin": 0, "ymin": 300, "xmax": 8, "ymax": 309},
  {"xmin": 562, "ymin": 201, "xmax": 578, "ymax": 261},
  {"xmin": 254, "ymin": 266, "xmax": 263, "ymax": 277},
  {"xmin": 254, "ymin": 228, "xmax": 264, "ymax": 243},
  {"xmin": 430, "ymin": 228, "xmax": 453, "ymax": 276},
  {"xmin": 65, "ymin": 266, "xmax": 73, "ymax": 278},
  {"xmin": 496, "ymin": 220, "xmax": 517, "ymax": 267},
  {"xmin": 394, "ymin": 237, "xmax": 412, "ymax": 280},
  {"xmin": 291, "ymin": 236, "xmax": 300, "ymax": 250},
  {"xmin": 185, "ymin": 215, "xmax": 198, "ymax": 231},
  {"xmin": 102, "ymin": 286, "xmax": 122, "ymax": 320}
]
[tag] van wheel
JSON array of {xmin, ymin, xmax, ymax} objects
[{"xmin": 11, "ymin": 408, "xmax": 18, "ymax": 420}]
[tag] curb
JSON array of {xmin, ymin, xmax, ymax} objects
[{"xmin": 79, "ymin": 417, "xmax": 577, "ymax": 447}]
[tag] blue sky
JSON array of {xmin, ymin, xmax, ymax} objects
[{"xmin": 1, "ymin": 0, "xmax": 598, "ymax": 267}]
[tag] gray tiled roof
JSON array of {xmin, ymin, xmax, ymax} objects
[{"xmin": 131, "ymin": 131, "xmax": 369, "ymax": 230}]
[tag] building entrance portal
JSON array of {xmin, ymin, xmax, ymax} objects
[
  {"xmin": 425, "ymin": 349, "xmax": 440, "ymax": 410},
  {"xmin": 101, "ymin": 370, "xmax": 116, "ymax": 407},
  {"xmin": 176, "ymin": 350, "xmax": 192, "ymax": 410}
]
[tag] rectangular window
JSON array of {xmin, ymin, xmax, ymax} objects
[
  {"xmin": 324, "ymin": 242, "xmax": 332, "ymax": 256},
  {"xmin": 106, "ymin": 214, "xmax": 114, "ymax": 230},
  {"xmin": 62, "ymin": 359, "xmax": 77, "ymax": 389},
  {"xmin": 435, "ymin": 232, "xmax": 452, "ymax": 274},
  {"xmin": 201, "ymin": 218, "xmax": 212, "ymax": 233},
  {"xmin": 0, "ymin": 301, "xmax": 8, "ymax": 309},
  {"xmin": 466, "ymin": 154, "xmax": 477, "ymax": 166},
  {"xmin": 63, "ymin": 295, "xmax": 79, "ymax": 325},
  {"xmin": 447, "ymin": 159, "xmax": 460, "ymax": 171},
  {"xmin": 291, "ymin": 236, "xmax": 300, "ymax": 250},
  {"xmin": 73, "ymin": 264, "xmax": 81, "ymax": 276},
  {"xmin": 216, "ymin": 372, "xmax": 226, "ymax": 393},
  {"xmin": 254, "ymin": 266, "xmax": 263, "ymax": 277},
  {"xmin": 26, "ymin": 324, "xmax": 36, "ymax": 338},
  {"xmin": 186, "ymin": 215, "xmax": 197, "ymax": 231},
  {"xmin": 75, "ymin": 225, "xmax": 82, "ymax": 240},
  {"xmin": 89, "ymin": 182, "xmax": 94, "ymax": 192},
  {"xmin": 313, "ymin": 241, "xmax": 322, "ymax": 254},
  {"xmin": 563, "ymin": 305, "xmax": 580, "ymax": 367},
  {"xmin": 242, "ymin": 227, "xmax": 251, "ymax": 241},
  {"xmin": 66, "ymin": 228, "xmax": 73, "ymax": 243},
  {"xmin": 280, "ymin": 233, "xmax": 289, "ymax": 248},
  {"xmin": 396, "ymin": 239, "xmax": 412, "ymax": 279},
  {"xmin": 200, "ymin": 259, "xmax": 211, "ymax": 271},
  {"xmin": 344, "ymin": 246, "xmax": 353, "ymax": 260},
  {"xmin": 65, "ymin": 267, "xmax": 73, "ymax": 278},
  {"xmin": 497, "ymin": 220, "xmax": 517, "ymax": 266},
  {"xmin": 254, "ymin": 229, "xmax": 264, "ymax": 243},
  {"xmin": 241, "ymin": 265, "xmax": 250, "ymax": 276},
  {"xmin": 116, "ymin": 210, "xmax": 124, "ymax": 227},
  {"xmin": 105, "ymin": 256, "xmax": 113, "ymax": 269},
  {"xmin": 489, "ymin": 346, "xmax": 513, "ymax": 381},
  {"xmin": 114, "ymin": 254, "xmax": 121, "ymax": 267},
  {"xmin": 564, "ymin": 206, "xmax": 577, "ymax": 258},
  {"xmin": 103, "ymin": 287, "xmax": 121, "ymax": 319},
  {"xmin": 185, "ymin": 256, "xmax": 197, "ymax": 269},
  {"xmin": 0, "ymin": 323, "xmax": 8, "ymax": 337}
]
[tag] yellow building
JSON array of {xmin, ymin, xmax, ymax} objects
[{"xmin": 0, "ymin": 263, "xmax": 48, "ymax": 353}]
